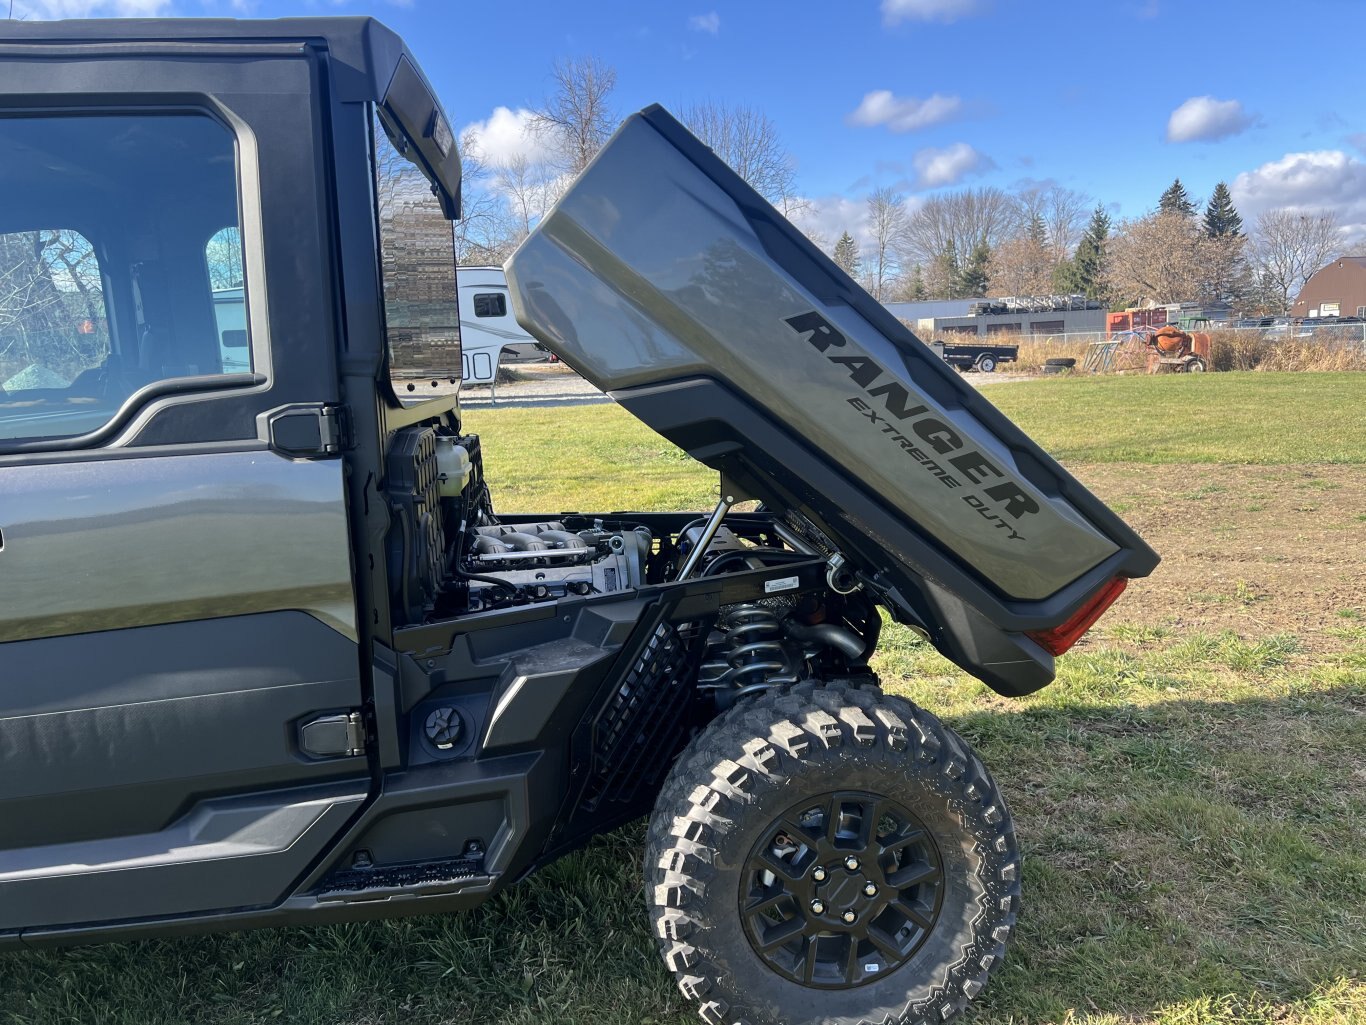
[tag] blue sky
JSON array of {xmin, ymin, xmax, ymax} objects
[{"xmin": 14, "ymin": 0, "xmax": 1366, "ymax": 243}]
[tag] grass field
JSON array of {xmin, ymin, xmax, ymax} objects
[{"xmin": 3, "ymin": 373, "xmax": 1363, "ymax": 1025}]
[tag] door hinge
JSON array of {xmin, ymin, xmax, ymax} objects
[
  {"xmin": 266, "ymin": 403, "xmax": 346, "ymax": 457},
  {"xmin": 299, "ymin": 711, "xmax": 366, "ymax": 759}
]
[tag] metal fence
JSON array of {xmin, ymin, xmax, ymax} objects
[{"xmin": 979, "ymin": 324, "xmax": 1366, "ymax": 348}]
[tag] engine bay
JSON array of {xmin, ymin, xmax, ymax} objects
[{"xmin": 382, "ymin": 423, "xmax": 881, "ymax": 703}]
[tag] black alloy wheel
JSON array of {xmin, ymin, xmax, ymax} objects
[{"xmin": 740, "ymin": 791, "xmax": 944, "ymax": 988}]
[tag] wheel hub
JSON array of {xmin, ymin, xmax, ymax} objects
[
  {"xmin": 816, "ymin": 861, "xmax": 877, "ymax": 918},
  {"xmin": 739, "ymin": 790, "xmax": 944, "ymax": 989}
]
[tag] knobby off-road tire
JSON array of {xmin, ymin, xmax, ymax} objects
[{"xmin": 645, "ymin": 680, "xmax": 1020, "ymax": 1025}]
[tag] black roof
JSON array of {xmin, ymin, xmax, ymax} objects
[{"xmin": 0, "ymin": 16, "xmax": 412, "ymax": 103}]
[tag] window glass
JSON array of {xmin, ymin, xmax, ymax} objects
[
  {"xmin": 0, "ymin": 228, "xmax": 109, "ymax": 392},
  {"xmin": 373, "ymin": 109, "xmax": 461, "ymax": 403},
  {"xmin": 207, "ymin": 227, "xmax": 249, "ymax": 373},
  {"xmin": 0, "ymin": 114, "xmax": 250, "ymax": 443},
  {"xmin": 472, "ymin": 292, "xmax": 507, "ymax": 319}
]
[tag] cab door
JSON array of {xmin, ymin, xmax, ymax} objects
[{"xmin": 0, "ymin": 45, "xmax": 370, "ymax": 936}]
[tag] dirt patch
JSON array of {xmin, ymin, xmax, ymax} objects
[{"xmin": 1066, "ymin": 462, "xmax": 1366, "ymax": 647}]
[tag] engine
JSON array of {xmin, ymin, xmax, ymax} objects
[
  {"xmin": 462, "ymin": 520, "xmax": 651, "ymax": 608},
  {"xmin": 384, "ymin": 425, "xmax": 660, "ymax": 620}
]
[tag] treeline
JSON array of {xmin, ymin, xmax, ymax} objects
[
  {"xmin": 457, "ymin": 56, "xmax": 1347, "ymax": 317},
  {"xmin": 838, "ymin": 177, "xmax": 1344, "ymax": 315}
]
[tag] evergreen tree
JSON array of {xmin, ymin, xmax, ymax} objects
[
  {"xmin": 1202, "ymin": 181, "xmax": 1243, "ymax": 238},
  {"xmin": 831, "ymin": 230, "xmax": 861, "ymax": 277},
  {"xmin": 956, "ymin": 241, "xmax": 992, "ymax": 297},
  {"xmin": 1057, "ymin": 204, "xmax": 1110, "ymax": 300},
  {"xmin": 1159, "ymin": 178, "xmax": 1197, "ymax": 218},
  {"xmin": 905, "ymin": 263, "xmax": 928, "ymax": 301},
  {"xmin": 1026, "ymin": 212, "xmax": 1048, "ymax": 248},
  {"xmin": 933, "ymin": 240, "xmax": 960, "ymax": 298}
]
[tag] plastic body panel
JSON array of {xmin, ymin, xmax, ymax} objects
[
  {"xmin": 0, "ymin": 613, "xmax": 368, "ymax": 928},
  {"xmin": 0, "ymin": 452, "xmax": 355, "ymax": 643},
  {"xmin": 505, "ymin": 107, "xmax": 1155, "ymax": 605}
]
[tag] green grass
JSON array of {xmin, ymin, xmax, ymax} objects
[
  {"xmin": 3, "ymin": 371, "xmax": 1364, "ymax": 1025},
  {"xmin": 470, "ymin": 374, "xmax": 1366, "ymax": 515},
  {"xmin": 980, "ymin": 373, "xmax": 1366, "ymax": 466}
]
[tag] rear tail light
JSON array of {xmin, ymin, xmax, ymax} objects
[{"xmin": 1026, "ymin": 576, "xmax": 1128, "ymax": 656}]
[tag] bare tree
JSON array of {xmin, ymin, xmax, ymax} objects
[
  {"xmin": 990, "ymin": 234, "xmax": 1052, "ymax": 295},
  {"xmin": 529, "ymin": 56, "xmax": 618, "ymax": 175},
  {"xmin": 1251, "ymin": 209, "xmax": 1343, "ymax": 314},
  {"xmin": 0, "ymin": 233, "xmax": 59, "ymax": 333},
  {"xmin": 866, "ymin": 187, "xmax": 907, "ymax": 300},
  {"xmin": 1011, "ymin": 184, "xmax": 1087, "ymax": 264},
  {"xmin": 495, "ymin": 153, "xmax": 568, "ymax": 239},
  {"xmin": 896, "ymin": 187, "xmax": 1017, "ymax": 271},
  {"xmin": 679, "ymin": 101, "xmax": 798, "ymax": 208},
  {"xmin": 0, "ymin": 230, "xmax": 107, "ymax": 383},
  {"xmin": 1105, "ymin": 211, "xmax": 1208, "ymax": 306},
  {"xmin": 1041, "ymin": 185, "xmax": 1088, "ymax": 265},
  {"xmin": 454, "ymin": 127, "xmax": 521, "ymax": 265},
  {"xmin": 204, "ymin": 227, "xmax": 244, "ymax": 290}
]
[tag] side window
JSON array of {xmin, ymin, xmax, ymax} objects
[
  {"xmin": 206, "ymin": 227, "xmax": 249, "ymax": 373},
  {"xmin": 373, "ymin": 108, "xmax": 461, "ymax": 403},
  {"xmin": 472, "ymin": 292, "xmax": 507, "ymax": 318},
  {"xmin": 0, "ymin": 114, "xmax": 250, "ymax": 444}
]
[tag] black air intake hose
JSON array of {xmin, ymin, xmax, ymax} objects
[{"xmin": 782, "ymin": 619, "xmax": 866, "ymax": 661}]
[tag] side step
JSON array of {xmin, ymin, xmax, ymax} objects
[{"xmin": 316, "ymin": 855, "xmax": 491, "ymax": 903}]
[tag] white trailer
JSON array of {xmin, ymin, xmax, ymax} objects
[
  {"xmin": 213, "ymin": 270, "xmax": 539, "ymax": 388},
  {"xmin": 458, "ymin": 266, "xmax": 542, "ymax": 386}
]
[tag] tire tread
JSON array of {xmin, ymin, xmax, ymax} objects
[{"xmin": 645, "ymin": 680, "xmax": 1020, "ymax": 1025}]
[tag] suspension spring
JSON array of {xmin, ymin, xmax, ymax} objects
[{"xmin": 699, "ymin": 604, "xmax": 799, "ymax": 697}]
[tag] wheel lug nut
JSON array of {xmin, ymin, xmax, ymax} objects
[
  {"xmin": 842, "ymin": 910, "xmax": 857, "ymax": 924},
  {"xmin": 844, "ymin": 855, "xmax": 860, "ymax": 871},
  {"xmin": 810, "ymin": 899, "xmax": 825, "ymax": 914},
  {"xmin": 863, "ymin": 882, "xmax": 878, "ymax": 897},
  {"xmin": 812, "ymin": 866, "xmax": 827, "ymax": 882}
]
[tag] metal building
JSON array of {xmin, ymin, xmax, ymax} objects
[{"xmin": 886, "ymin": 295, "xmax": 1106, "ymax": 338}]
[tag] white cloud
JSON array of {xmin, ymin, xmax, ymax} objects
[
  {"xmin": 1230, "ymin": 149, "xmax": 1366, "ymax": 242},
  {"xmin": 687, "ymin": 11, "xmax": 719, "ymax": 33},
  {"xmin": 11, "ymin": 0, "xmax": 170, "ymax": 14},
  {"xmin": 1166, "ymin": 96, "xmax": 1253, "ymax": 143},
  {"xmin": 460, "ymin": 106, "xmax": 556, "ymax": 167},
  {"xmin": 847, "ymin": 90, "xmax": 963, "ymax": 133},
  {"xmin": 912, "ymin": 142, "xmax": 992, "ymax": 189},
  {"xmin": 789, "ymin": 195, "xmax": 871, "ymax": 251},
  {"xmin": 881, "ymin": 0, "xmax": 983, "ymax": 23}
]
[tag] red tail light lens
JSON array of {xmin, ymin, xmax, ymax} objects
[{"xmin": 1026, "ymin": 576, "xmax": 1129, "ymax": 656}]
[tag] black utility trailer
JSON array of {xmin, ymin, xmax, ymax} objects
[{"xmin": 929, "ymin": 339, "xmax": 1019, "ymax": 373}]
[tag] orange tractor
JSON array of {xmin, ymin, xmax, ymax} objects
[{"xmin": 1145, "ymin": 325, "xmax": 1209, "ymax": 373}]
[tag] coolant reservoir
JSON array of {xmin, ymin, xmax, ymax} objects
[{"xmin": 435, "ymin": 439, "xmax": 471, "ymax": 497}]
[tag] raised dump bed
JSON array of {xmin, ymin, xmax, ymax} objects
[{"xmin": 506, "ymin": 105, "xmax": 1157, "ymax": 696}]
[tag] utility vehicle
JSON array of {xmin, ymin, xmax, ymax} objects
[{"xmin": 0, "ymin": 18, "xmax": 1157, "ymax": 1025}]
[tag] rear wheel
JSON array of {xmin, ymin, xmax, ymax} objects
[
  {"xmin": 975, "ymin": 355, "xmax": 997, "ymax": 373},
  {"xmin": 645, "ymin": 681, "xmax": 1019, "ymax": 1025}
]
